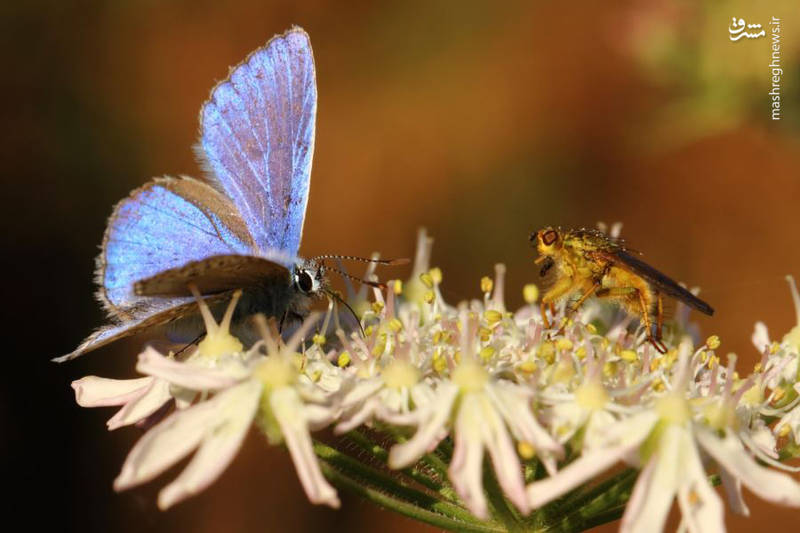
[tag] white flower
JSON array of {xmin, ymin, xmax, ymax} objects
[{"xmin": 387, "ymin": 359, "xmax": 562, "ymax": 519}]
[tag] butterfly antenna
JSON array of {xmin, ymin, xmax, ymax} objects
[
  {"xmin": 325, "ymin": 264, "xmax": 388, "ymax": 290},
  {"xmin": 312, "ymin": 254, "xmax": 409, "ymax": 266},
  {"xmin": 323, "ymin": 289, "xmax": 366, "ymax": 337}
]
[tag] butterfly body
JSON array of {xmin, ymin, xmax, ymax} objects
[{"xmin": 57, "ymin": 28, "xmax": 321, "ymax": 362}]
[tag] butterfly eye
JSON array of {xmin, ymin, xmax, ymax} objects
[
  {"xmin": 297, "ymin": 270, "xmax": 314, "ymax": 293},
  {"xmin": 542, "ymin": 230, "xmax": 558, "ymax": 246}
]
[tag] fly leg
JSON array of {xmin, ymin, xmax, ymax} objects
[
  {"xmin": 557, "ymin": 280, "xmax": 601, "ymax": 335},
  {"xmin": 540, "ymin": 276, "xmax": 574, "ymax": 329},
  {"xmin": 636, "ymin": 289, "xmax": 666, "ymax": 354},
  {"xmin": 655, "ymin": 291, "xmax": 665, "ymax": 350}
]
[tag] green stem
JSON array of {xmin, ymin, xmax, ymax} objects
[
  {"xmin": 482, "ymin": 460, "xmax": 526, "ymax": 532},
  {"xmin": 315, "ymin": 441, "xmax": 502, "ymax": 532},
  {"xmin": 343, "ymin": 430, "xmax": 460, "ymax": 502}
]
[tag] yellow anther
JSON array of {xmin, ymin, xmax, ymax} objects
[
  {"xmin": 364, "ymin": 325, "xmax": 374, "ymax": 337},
  {"xmin": 517, "ymin": 441, "xmax": 535, "ymax": 460},
  {"xmin": 388, "ymin": 318, "xmax": 403, "ymax": 333},
  {"xmin": 753, "ymin": 362, "xmax": 763, "ymax": 373},
  {"xmin": 480, "ymin": 276, "xmax": 493, "ymax": 293},
  {"xmin": 523, "ymin": 284, "xmax": 539, "ymax": 304},
  {"xmin": 453, "ymin": 350, "xmax": 462, "ymax": 364},
  {"xmin": 429, "ymin": 267, "xmax": 443, "ymax": 285},
  {"xmin": 652, "ymin": 378, "xmax": 665, "ymax": 392},
  {"xmin": 371, "ymin": 334, "xmax": 387, "ymax": 356},
  {"xmin": 419, "ymin": 272, "xmax": 434, "ymax": 289},
  {"xmin": 772, "ymin": 387, "xmax": 786, "ymax": 403},
  {"xmin": 603, "ymin": 361, "xmax": 618, "ymax": 378},
  {"xmin": 518, "ymin": 360, "xmax": 537, "ymax": 373},
  {"xmin": 479, "ymin": 346, "xmax": 496, "ymax": 363},
  {"xmin": 575, "ymin": 346, "xmax": 587, "ymax": 359},
  {"xmin": 556, "ymin": 338, "xmax": 573, "ymax": 351},
  {"xmin": 371, "ymin": 301, "xmax": 384, "ymax": 314},
  {"xmin": 484, "ymin": 309, "xmax": 503, "ymax": 326},
  {"xmin": 538, "ymin": 342, "xmax": 555, "ymax": 365},
  {"xmin": 433, "ymin": 330, "xmax": 443, "ymax": 344},
  {"xmin": 650, "ymin": 358, "xmax": 660, "ymax": 372},
  {"xmin": 432, "ymin": 349, "xmax": 447, "ymax": 374},
  {"xmin": 706, "ymin": 335, "xmax": 721, "ymax": 350},
  {"xmin": 778, "ymin": 424, "xmax": 791, "ymax": 438},
  {"xmin": 586, "ymin": 323, "xmax": 597, "ymax": 334},
  {"xmin": 770, "ymin": 341, "xmax": 780, "ymax": 354},
  {"xmin": 620, "ymin": 349, "xmax": 638, "ymax": 362},
  {"xmin": 310, "ymin": 370, "xmax": 322, "ymax": 383},
  {"xmin": 312, "ymin": 334, "xmax": 326, "ymax": 346},
  {"xmin": 392, "ymin": 279, "xmax": 403, "ymax": 295},
  {"xmin": 337, "ymin": 351, "xmax": 351, "ymax": 368},
  {"xmin": 423, "ymin": 290, "xmax": 435, "ymax": 304}
]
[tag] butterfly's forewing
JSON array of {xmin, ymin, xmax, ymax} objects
[
  {"xmin": 98, "ymin": 176, "xmax": 256, "ymax": 317},
  {"xmin": 198, "ymin": 27, "xmax": 316, "ymax": 257},
  {"xmin": 134, "ymin": 254, "xmax": 294, "ymax": 297}
]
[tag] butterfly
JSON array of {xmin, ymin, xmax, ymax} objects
[{"xmin": 57, "ymin": 27, "xmax": 386, "ymax": 362}]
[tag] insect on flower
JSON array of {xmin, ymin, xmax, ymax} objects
[{"xmin": 529, "ymin": 227, "xmax": 714, "ymax": 353}]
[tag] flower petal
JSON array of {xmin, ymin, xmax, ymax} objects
[
  {"xmin": 270, "ymin": 386, "xmax": 340, "ymax": 508},
  {"xmin": 751, "ymin": 322, "xmax": 770, "ymax": 352},
  {"xmin": 72, "ymin": 376, "xmax": 154, "ymax": 407},
  {"xmin": 158, "ymin": 380, "xmax": 262, "ymax": 509},
  {"xmin": 676, "ymin": 429, "xmax": 724, "ymax": 533},
  {"xmin": 621, "ymin": 425, "xmax": 683, "ymax": 533},
  {"xmin": 114, "ymin": 392, "xmax": 224, "ymax": 491},
  {"xmin": 719, "ymin": 467, "xmax": 749, "ymax": 516},
  {"xmin": 107, "ymin": 378, "xmax": 172, "ymax": 430},
  {"xmin": 137, "ymin": 347, "xmax": 243, "ymax": 390},
  {"xmin": 388, "ymin": 382, "xmax": 458, "ymax": 469},
  {"xmin": 449, "ymin": 394, "xmax": 489, "ymax": 519},
  {"xmin": 528, "ymin": 442, "xmax": 636, "ymax": 508},
  {"xmin": 478, "ymin": 393, "xmax": 530, "ymax": 514},
  {"xmin": 696, "ymin": 427, "xmax": 800, "ymax": 507}
]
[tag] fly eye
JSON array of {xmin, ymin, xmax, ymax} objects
[
  {"xmin": 542, "ymin": 230, "xmax": 557, "ymax": 246},
  {"xmin": 297, "ymin": 270, "xmax": 314, "ymax": 293},
  {"xmin": 529, "ymin": 231, "xmax": 538, "ymax": 245}
]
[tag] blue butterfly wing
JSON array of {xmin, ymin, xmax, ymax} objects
[
  {"xmin": 198, "ymin": 27, "xmax": 316, "ymax": 257},
  {"xmin": 98, "ymin": 176, "xmax": 258, "ymax": 316}
]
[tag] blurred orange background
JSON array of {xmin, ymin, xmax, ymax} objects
[{"xmin": 4, "ymin": 1, "xmax": 800, "ymax": 531}]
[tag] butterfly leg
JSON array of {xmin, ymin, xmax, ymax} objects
[{"xmin": 174, "ymin": 333, "xmax": 206, "ymax": 358}]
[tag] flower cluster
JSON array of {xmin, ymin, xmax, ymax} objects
[{"xmin": 73, "ymin": 229, "xmax": 800, "ymax": 531}]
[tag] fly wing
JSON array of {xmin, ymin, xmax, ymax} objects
[
  {"xmin": 134, "ymin": 254, "xmax": 293, "ymax": 297},
  {"xmin": 198, "ymin": 27, "xmax": 316, "ymax": 257},
  {"xmin": 613, "ymin": 251, "xmax": 714, "ymax": 316}
]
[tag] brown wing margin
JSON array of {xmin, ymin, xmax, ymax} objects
[
  {"xmin": 134, "ymin": 254, "xmax": 292, "ymax": 297},
  {"xmin": 612, "ymin": 251, "xmax": 714, "ymax": 316}
]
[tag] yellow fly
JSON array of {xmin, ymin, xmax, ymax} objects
[{"xmin": 530, "ymin": 227, "xmax": 714, "ymax": 353}]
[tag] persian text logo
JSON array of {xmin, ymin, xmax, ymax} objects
[
  {"xmin": 728, "ymin": 17, "xmax": 765, "ymax": 41},
  {"xmin": 768, "ymin": 17, "xmax": 782, "ymax": 121}
]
